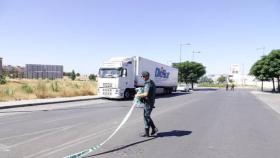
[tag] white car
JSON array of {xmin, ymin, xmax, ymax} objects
[{"xmin": 177, "ymin": 83, "xmax": 191, "ymax": 92}]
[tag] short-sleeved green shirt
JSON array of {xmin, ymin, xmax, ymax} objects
[{"xmin": 144, "ymin": 79, "xmax": 156, "ymax": 107}]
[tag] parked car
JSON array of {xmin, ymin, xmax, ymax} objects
[{"xmin": 177, "ymin": 83, "xmax": 191, "ymax": 92}]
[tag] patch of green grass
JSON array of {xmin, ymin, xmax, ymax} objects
[
  {"xmin": 51, "ymin": 81, "xmax": 59, "ymax": 92},
  {"xmin": 198, "ymin": 83, "xmax": 224, "ymax": 88},
  {"xmin": 21, "ymin": 84, "xmax": 34, "ymax": 94},
  {"xmin": 3, "ymin": 88, "xmax": 15, "ymax": 96},
  {"xmin": 0, "ymin": 75, "xmax": 7, "ymax": 84}
]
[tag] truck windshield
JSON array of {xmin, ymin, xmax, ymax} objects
[{"xmin": 99, "ymin": 68, "xmax": 122, "ymax": 78}]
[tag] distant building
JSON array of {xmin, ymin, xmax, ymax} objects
[
  {"xmin": 230, "ymin": 64, "xmax": 240, "ymax": 74},
  {"xmin": 0, "ymin": 57, "xmax": 2, "ymax": 76},
  {"xmin": 25, "ymin": 64, "xmax": 63, "ymax": 80},
  {"xmin": 3, "ymin": 65, "xmax": 25, "ymax": 78},
  {"xmin": 228, "ymin": 64, "xmax": 256, "ymax": 86}
]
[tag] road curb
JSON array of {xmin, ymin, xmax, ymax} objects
[{"xmin": 0, "ymin": 96, "xmax": 101, "ymax": 110}]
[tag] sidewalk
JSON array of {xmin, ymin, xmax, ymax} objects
[
  {"xmin": 0, "ymin": 95, "xmax": 100, "ymax": 110},
  {"xmin": 251, "ymin": 91, "xmax": 280, "ymax": 114}
]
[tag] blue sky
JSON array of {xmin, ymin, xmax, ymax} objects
[{"xmin": 0, "ymin": 0, "xmax": 279, "ymax": 75}]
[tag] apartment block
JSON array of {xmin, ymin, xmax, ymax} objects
[{"xmin": 25, "ymin": 64, "xmax": 63, "ymax": 79}]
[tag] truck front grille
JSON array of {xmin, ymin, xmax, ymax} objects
[
  {"xmin": 103, "ymin": 88, "xmax": 112, "ymax": 95},
  {"xmin": 103, "ymin": 83, "xmax": 113, "ymax": 88}
]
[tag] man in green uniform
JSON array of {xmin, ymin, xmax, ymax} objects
[{"xmin": 135, "ymin": 71, "xmax": 158, "ymax": 137}]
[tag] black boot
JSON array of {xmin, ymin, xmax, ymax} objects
[
  {"xmin": 141, "ymin": 128, "xmax": 150, "ymax": 137},
  {"xmin": 151, "ymin": 127, "xmax": 158, "ymax": 136}
]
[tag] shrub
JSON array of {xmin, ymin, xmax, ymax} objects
[
  {"xmin": 51, "ymin": 81, "xmax": 59, "ymax": 92},
  {"xmin": 89, "ymin": 74, "xmax": 97, "ymax": 81},
  {"xmin": 35, "ymin": 81, "xmax": 48, "ymax": 98},
  {"xmin": 70, "ymin": 70, "xmax": 76, "ymax": 81},
  {"xmin": 4, "ymin": 88, "xmax": 15, "ymax": 96},
  {"xmin": 21, "ymin": 84, "xmax": 33, "ymax": 94},
  {"xmin": 0, "ymin": 75, "xmax": 7, "ymax": 84}
]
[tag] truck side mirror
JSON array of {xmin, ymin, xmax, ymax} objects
[{"xmin": 122, "ymin": 69, "xmax": 127, "ymax": 77}]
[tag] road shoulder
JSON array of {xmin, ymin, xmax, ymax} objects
[
  {"xmin": 0, "ymin": 95, "xmax": 100, "ymax": 110},
  {"xmin": 251, "ymin": 91, "xmax": 280, "ymax": 114}
]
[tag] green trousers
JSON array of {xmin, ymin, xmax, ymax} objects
[{"xmin": 143, "ymin": 105, "xmax": 156, "ymax": 129}]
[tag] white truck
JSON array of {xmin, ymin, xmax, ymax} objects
[{"xmin": 98, "ymin": 56, "xmax": 178, "ymax": 99}]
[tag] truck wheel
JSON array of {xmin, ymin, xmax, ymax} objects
[
  {"xmin": 169, "ymin": 88, "xmax": 172, "ymax": 94},
  {"xmin": 124, "ymin": 90, "xmax": 130, "ymax": 99}
]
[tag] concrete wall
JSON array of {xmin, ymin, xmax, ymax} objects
[{"xmin": 255, "ymin": 80, "xmax": 279, "ymax": 91}]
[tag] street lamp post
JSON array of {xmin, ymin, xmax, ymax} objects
[{"xmin": 180, "ymin": 43, "xmax": 191, "ymax": 63}]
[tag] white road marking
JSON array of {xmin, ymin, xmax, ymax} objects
[
  {"xmin": 44, "ymin": 115, "xmax": 82, "ymax": 124},
  {"xmin": 0, "ymin": 125, "xmax": 80, "ymax": 141},
  {"xmin": 23, "ymin": 126, "xmax": 115, "ymax": 158},
  {"xmin": 9, "ymin": 123, "xmax": 85, "ymax": 148},
  {"xmin": 0, "ymin": 144, "xmax": 10, "ymax": 152},
  {"xmin": 9, "ymin": 127, "xmax": 72, "ymax": 148}
]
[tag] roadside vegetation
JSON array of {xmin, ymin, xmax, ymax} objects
[
  {"xmin": 173, "ymin": 61, "xmax": 206, "ymax": 89},
  {"xmin": 0, "ymin": 78, "xmax": 97, "ymax": 101},
  {"xmin": 250, "ymin": 49, "xmax": 280, "ymax": 92},
  {"xmin": 197, "ymin": 76, "xmax": 223, "ymax": 88},
  {"xmin": 197, "ymin": 83, "xmax": 224, "ymax": 88},
  {"xmin": 0, "ymin": 75, "xmax": 7, "ymax": 85}
]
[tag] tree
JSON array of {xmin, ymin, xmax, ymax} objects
[
  {"xmin": 250, "ymin": 56, "xmax": 270, "ymax": 91},
  {"xmin": 70, "ymin": 70, "xmax": 76, "ymax": 81},
  {"xmin": 266, "ymin": 50, "xmax": 280, "ymax": 92},
  {"xmin": 173, "ymin": 61, "xmax": 206, "ymax": 89},
  {"xmin": 89, "ymin": 74, "xmax": 97, "ymax": 81},
  {"xmin": 0, "ymin": 75, "xmax": 6, "ymax": 84},
  {"xmin": 217, "ymin": 76, "xmax": 226, "ymax": 84},
  {"xmin": 198, "ymin": 76, "xmax": 213, "ymax": 84},
  {"xmin": 76, "ymin": 73, "xmax": 81, "ymax": 77},
  {"xmin": 63, "ymin": 72, "xmax": 71, "ymax": 77}
]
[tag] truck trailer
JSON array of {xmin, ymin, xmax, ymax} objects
[{"xmin": 98, "ymin": 56, "xmax": 178, "ymax": 99}]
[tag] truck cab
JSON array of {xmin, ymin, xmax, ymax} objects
[{"xmin": 98, "ymin": 57, "xmax": 135, "ymax": 99}]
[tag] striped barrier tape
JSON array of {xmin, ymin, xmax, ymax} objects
[{"xmin": 63, "ymin": 91, "xmax": 143, "ymax": 158}]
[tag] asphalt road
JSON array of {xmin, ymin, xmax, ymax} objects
[{"xmin": 0, "ymin": 89, "xmax": 280, "ymax": 158}]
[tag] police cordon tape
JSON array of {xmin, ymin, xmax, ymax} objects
[{"xmin": 63, "ymin": 88, "xmax": 144, "ymax": 158}]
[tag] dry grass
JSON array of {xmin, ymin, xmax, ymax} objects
[{"xmin": 0, "ymin": 79, "xmax": 97, "ymax": 102}]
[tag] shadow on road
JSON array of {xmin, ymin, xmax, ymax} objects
[
  {"xmin": 85, "ymin": 130, "xmax": 192, "ymax": 158},
  {"xmin": 156, "ymin": 92, "xmax": 189, "ymax": 99},
  {"xmin": 85, "ymin": 138, "xmax": 156, "ymax": 158},
  {"xmin": 193, "ymin": 88, "xmax": 218, "ymax": 92},
  {"xmin": 156, "ymin": 130, "xmax": 192, "ymax": 137}
]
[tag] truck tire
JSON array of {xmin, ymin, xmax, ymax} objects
[
  {"xmin": 124, "ymin": 90, "xmax": 130, "ymax": 99},
  {"xmin": 164, "ymin": 88, "xmax": 172, "ymax": 94},
  {"xmin": 168, "ymin": 88, "xmax": 172, "ymax": 94}
]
